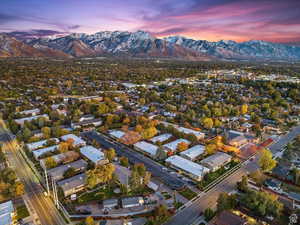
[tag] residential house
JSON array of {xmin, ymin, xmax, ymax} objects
[
  {"xmin": 150, "ymin": 133, "xmax": 172, "ymax": 144},
  {"xmin": 200, "ymin": 152, "xmax": 232, "ymax": 172},
  {"xmin": 57, "ymin": 173, "xmax": 86, "ymax": 197},
  {"xmin": 61, "ymin": 134, "xmax": 86, "ymax": 147},
  {"xmin": 180, "ymin": 145, "xmax": 205, "ymax": 161},
  {"xmin": 208, "ymin": 211, "xmax": 247, "ymax": 225},
  {"xmin": 47, "ymin": 159, "xmax": 88, "ymax": 181},
  {"xmin": 133, "ymin": 141, "xmax": 158, "ymax": 158},
  {"xmin": 121, "ymin": 197, "xmax": 144, "ymax": 208},
  {"xmin": 163, "ymin": 139, "xmax": 190, "ymax": 153},
  {"xmin": 0, "ymin": 200, "xmax": 15, "ymax": 225},
  {"xmin": 165, "ymin": 155, "xmax": 210, "ymax": 181},
  {"xmin": 80, "ymin": 145, "xmax": 108, "ymax": 165}
]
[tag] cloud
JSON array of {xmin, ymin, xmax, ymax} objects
[{"xmin": 6, "ymin": 29, "xmax": 68, "ymax": 40}]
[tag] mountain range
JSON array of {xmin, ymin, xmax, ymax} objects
[{"xmin": 1, "ymin": 30, "xmax": 300, "ymax": 61}]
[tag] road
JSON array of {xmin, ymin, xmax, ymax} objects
[
  {"xmin": 165, "ymin": 125, "xmax": 300, "ymax": 225},
  {"xmin": 0, "ymin": 130, "xmax": 68, "ymax": 225},
  {"xmin": 268, "ymin": 125, "xmax": 300, "ymax": 154},
  {"xmin": 81, "ymin": 131, "xmax": 186, "ymax": 190}
]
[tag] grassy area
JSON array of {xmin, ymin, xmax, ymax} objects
[
  {"xmin": 198, "ymin": 160, "xmax": 239, "ymax": 190},
  {"xmin": 174, "ymin": 201, "xmax": 184, "ymax": 209},
  {"xmin": 16, "ymin": 205, "xmax": 30, "ymax": 220},
  {"xmin": 76, "ymin": 185, "xmax": 153, "ymax": 204},
  {"xmin": 77, "ymin": 187, "xmax": 115, "ymax": 204},
  {"xmin": 161, "ymin": 191, "xmax": 172, "ymax": 200},
  {"xmin": 178, "ymin": 188, "xmax": 197, "ymax": 200}
]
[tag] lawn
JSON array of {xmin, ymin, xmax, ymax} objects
[
  {"xmin": 77, "ymin": 188, "xmax": 115, "ymax": 204},
  {"xmin": 161, "ymin": 191, "xmax": 172, "ymax": 200},
  {"xmin": 16, "ymin": 205, "xmax": 30, "ymax": 220},
  {"xmin": 198, "ymin": 160, "xmax": 239, "ymax": 190},
  {"xmin": 178, "ymin": 188, "xmax": 197, "ymax": 200},
  {"xmin": 174, "ymin": 201, "xmax": 184, "ymax": 209}
]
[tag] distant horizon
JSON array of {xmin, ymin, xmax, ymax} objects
[{"xmin": 1, "ymin": 0, "xmax": 300, "ymax": 44}]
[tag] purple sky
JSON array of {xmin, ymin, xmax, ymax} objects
[{"xmin": 1, "ymin": 0, "xmax": 300, "ymax": 43}]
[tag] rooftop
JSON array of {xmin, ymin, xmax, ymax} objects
[
  {"xmin": 200, "ymin": 152, "xmax": 232, "ymax": 169},
  {"xmin": 47, "ymin": 159, "xmax": 88, "ymax": 180},
  {"xmin": 180, "ymin": 145, "xmax": 205, "ymax": 160},
  {"xmin": 32, "ymin": 145, "xmax": 59, "ymax": 159},
  {"xmin": 80, "ymin": 145, "xmax": 105, "ymax": 164},
  {"xmin": 208, "ymin": 210, "xmax": 247, "ymax": 225},
  {"xmin": 26, "ymin": 138, "xmax": 59, "ymax": 151},
  {"xmin": 166, "ymin": 155, "xmax": 209, "ymax": 179},
  {"xmin": 150, "ymin": 133, "xmax": 172, "ymax": 143},
  {"xmin": 133, "ymin": 141, "xmax": 158, "ymax": 156},
  {"xmin": 163, "ymin": 139, "xmax": 190, "ymax": 152},
  {"xmin": 109, "ymin": 130, "xmax": 125, "ymax": 139},
  {"xmin": 61, "ymin": 134, "xmax": 86, "ymax": 146},
  {"xmin": 0, "ymin": 201, "xmax": 14, "ymax": 225},
  {"xmin": 57, "ymin": 173, "xmax": 86, "ymax": 195}
]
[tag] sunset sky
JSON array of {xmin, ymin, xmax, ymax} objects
[{"xmin": 1, "ymin": 0, "xmax": 300, "ymax": 43}]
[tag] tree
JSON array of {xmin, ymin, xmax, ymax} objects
[
  {"xmin": 202, "ymin": 117, "xmax": 214, "ymax": 129},
  {"xmin": 204, "ymin": 208, "xmax": 215, "ymax": 221},
  {"xmin": 135, "ymin": 124, "xmax": 143, "ymax": 133},
  {"xmin": 104, "ymin": 148, "xmax": 116, "ymax": 162},
  {"xmin": 120, "ymin": 156, "xmax": 129, "ymax": 167},
  {"xmin": 63, "ymin": 167, "xmax": 76, "ymax": 179},
  {"xmin": 86, "ymin": 171, "xmax": 98, "ymax": 189},
  {"xmin": 241, "ymin": 189, "xmax": 283, "ymax": 218},
  {"xmin": 141, "ymin": 127, "xmax": 158, "ymax": 139},
  {"xmin": 217, "ymin": 193, "xmax": 237, "ymax": 212},
  {"xmin": 139, "ymin": 98, "xmax": 146, "ymax": 105},
  {"xmin": 153, "ymin": 204, "xmax": 170, "ymax": 222},
  {"xmin": 241, "ymin": 104, "xmax": 248, "ymax": 115},
  {"xmin": 85, "ymin": 216, "xmax": 95, "ymax": 225},
  {"xmin": 86, "ymin": 163, "xmax": 116, "ymax": 189},
  {"xmin": 205, "ymin": 144, "xmax": 217, "ymax": 155},
  {"xmin": 177, "ymin": 142, "xmax": 189, "ymax": 152},
  {"xmin": 155, "ymin": 147, "xmax": 167, "ymax": 160},
  {"xmin": 259, "ymin": 149, "xmax": 277, "ymax": 172},
  {"xmin": 58, "ymin": 142, "xmax": 69, "ymax": 153},
  {"xmin": 41, "ymin": 127, "xmax": 51, "ymax": 139},
  {"xmin": 22, "ymin": 127, "xmax": 32, "ymax": 141},
  {"xmin": 97, "ymin": 103, "xmax": 110, "ymax": 115},
  {"xmin": 14, "ymin": 182, "xmax": 25, "ymax": 196},
  {"xmin": 237, "ymin": 175, "xmax": 248, "ymax": 192},
  {"xmin": 45, "ymin": 157, "xmax": 57, "ymax": 169}
]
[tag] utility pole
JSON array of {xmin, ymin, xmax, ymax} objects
[
  {"xmin": 51, "ymin": 176, "xmax": 59, "ymax": 208},
  {"xmin": 44, "ymin": 168, "xmax": 50, "ymax": 195}
]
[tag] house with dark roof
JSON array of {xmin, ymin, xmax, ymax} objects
[{"xmin": 208, "ymin": 211, "xmax": 247, "ymax": 225}]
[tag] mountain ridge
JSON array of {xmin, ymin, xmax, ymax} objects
[{"xmin": 1, "ymin": 30, "xmax": 300, "ymax": 61}]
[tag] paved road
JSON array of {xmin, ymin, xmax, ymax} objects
[
  {"xmin": 165, "ymin": 157, "xmax": 259, "ymax": 225},
  {"xmin": 81, "ymin": 131, "xmax": 186, "ymax": 190},
  {"xmin": 165, "ymin": 125, "xmax": 300, "ymax": 225},
  {"xmin": 268, "ymin": 125, "xmax": 300, "ymax": 154},
  {"xmin": 0, "ymin": 130, "xmax": 68, "ymax": 225}
]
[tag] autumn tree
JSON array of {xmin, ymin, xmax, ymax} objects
[
  {"xmin": 41, "ymin": 127, "xmax": 51, "ymax": 139},
  {"xmin": 259, "ymin": 149, "xmax": 277, "ymax": 172},
  {"xmin": 205, "ymin": 144, "xmax": 217, "ymax": 155},
  {"xmin": 241, "ymin": 104, "xmax": 248, "ymax": 115},
  {"xmin": 177, "ymin": 142, "xmax": 189, "ymax": 152},
  {"xmin": 85, "ymin": 216, "xmax": 95, "ymax": 225},
  {"xmin": 141, "ymin": 127, "xmax": 158, "ymax": 139},
  {"xmin": 120, "ymin": 156, "xmax": 129, "ymax": 167},
  {"xmin": 202, "ymin": 117, "xmax": 214, "ymax": 129},
  {"xmin": 44, "ymin": 157, "xmax": 57, "ymax": 169},
  {"xmin": 104, "ymin": 148, "xmax": 116, "ymax": 162}
]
